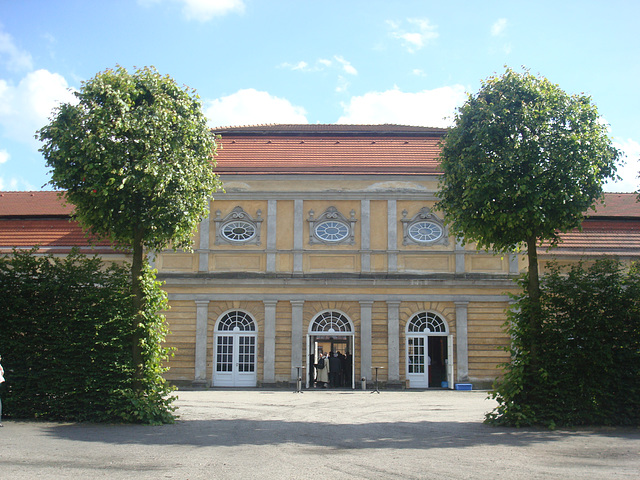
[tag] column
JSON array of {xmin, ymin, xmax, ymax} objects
[
  {"xmin": 360, "ymin": 300, "xmax": 373, "ymax": 381},
  {"xmin": 198, "ymin": 210, "xmax": 210, "ymax": 273},
  {"xmin": 290, "ymin": 300, "xmax": 304, "ymax": 382},
  {"xmin": 455, "ymin": 239, "xmax": 465, "ymax": 274},
  {"xmin": 387, "ymin": 300, "xmax": 401, "ymax": 382},
  {"xmin": 293, "ymin": 199, "xmax": 303, "ymax": 274},
  {"xmin": 387, "ymin": 200, "xmax": 398, "ymax": 272},
  {"xmin": 193, "ymin": 300, "xmax": 210, "ymax": 387},
  {"xmin": 263, "ymin": 300, "xmax": 277, "ymax": 384},
  {"xmin": 455, "ymin": 301, "xmax": 469, "ymax": 382},
  {"xmin": 361, "ymin": 199, "xmax": 371, "ymax": 272},
  {"xmin": 509, "ymin": 253, "xmax": 519, "ymax": 274},
  {"xmin": 266, "ymin": 200, "xmax": 277, "ymax": 273}
]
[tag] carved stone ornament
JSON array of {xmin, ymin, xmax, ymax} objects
[
  {"xmin": 307, "ymin": 206, "xmax": 357, "ymax": 245},
  {"xmin": 214, "ymin": 206, "xmax": 263, "ymax": 245},
  {"xmin": 401, "ymin": 207, "xmax": 448, "ymax": 246}
]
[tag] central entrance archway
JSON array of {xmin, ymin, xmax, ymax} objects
[{"xmin": 306, "ymin": 310, "xmax": 355, "ymax": 389}]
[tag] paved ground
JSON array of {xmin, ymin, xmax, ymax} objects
[{"xmin": 1, "ymin": 389, "xmax": 639, "ymax": 479}]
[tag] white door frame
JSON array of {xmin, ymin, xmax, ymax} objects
[
  {"xmin": 212, "ymin": 311, "xmax": 258, "ymax": 387},
  {"xmin": 405, "ymin": 311, "xmax": 452, "ymax": 389}
]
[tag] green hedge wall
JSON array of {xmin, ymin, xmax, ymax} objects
[
  {"xmin": 487, "ymin": 257, "xmax": 640, "ymax": 428},
  {"xmin": 0, "ymin": 248, "xmax": 175, "ymax": 424}
]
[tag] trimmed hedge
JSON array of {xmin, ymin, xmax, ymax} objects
[
  {"xmin": 486, "ymin": 258, "xmax": 640, "ymax": 428},
  {"xmin": 0, "ymin": 248, "xmax": 176, "ymax": 424}
]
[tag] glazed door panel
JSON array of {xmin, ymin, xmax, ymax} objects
[
  {"xmin": 213, "ymin": 334, "xmax": 257, "ymax": 387},
  {"xmin": 407, "ymin": 336, "xmax": 428, "ymax": 388}
]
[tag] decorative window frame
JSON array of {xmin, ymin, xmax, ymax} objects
[
  {"xmin": 307, "ymin": 206, "xmax": 357, "ymax": 245},
  {"xmin": 309, "ymin": 310, "xmax": 353, "ymax": 334},
  {"xmin": 406, "ymin": 311, "xmax": 449, "ymax": 335},
  {"xmin": 401, "ymin": 207, "xmax": 448, "ymax": 246},
  {"xmin": 214, "ymin": 206, "xmax": 263, "ymax": 245}
]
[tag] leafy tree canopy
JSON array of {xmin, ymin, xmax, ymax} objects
[
  {"xmin": 437, "ymin": 67, "xmax": 621, "ymax": 253},
  {"xmin": 38, "ymin": 65, "xmax": 221, "ymax": 252}
]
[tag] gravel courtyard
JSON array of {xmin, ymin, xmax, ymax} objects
[{"xmin": 1, "ymin": 389, "xmax": 638, "ymax": 479}]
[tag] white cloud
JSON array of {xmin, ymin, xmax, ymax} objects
[
  {"xmin": 204, "ymin": 88, "xmax": 308, "ymax": 127},
  {"xmin": 337, "ymin": 85, "xmax": 467, "ymax": 128},
  {"xmin": 605, "ymin": 138, "xmax": 640, "ymax": 193},
  {"xmin": 280, "ymin": 56, "xmax": 357, "ymax": 75},
  {"xmin": 0, "ymin": 69, "xmax": 76, "ymax": 149},
  {"xmin": 335, "ymin": 76, "xmax": 350, "ymax": 94},
  {"xmin": 388, "ymin": 18, "xmax": 439, "ymax": 53},
  {"xmin": 182, "ymin": 0, "xmax": 244, "ymax": 20},
  {"xmin": 0, "ymin": 28, "xmax": 33, "ymax": 72},
  {"xmin": 491, "ymin": 18, "xmax": 508, "ymax": 37},
  {"xmin": 139, "ymin": 0, "xmax": 244, "ymax": 21},
  {"xmin": 0, "ymin": 149, "xmax": 9, "ymax": 164},
  {"xmin": 334, "ymin": 55, "xmax": 357, "ymax": 76},
  {"xmin": 0, "ymin": 175, "xmax": 25, "ymax": 191},
  {"xmin": 279, "ymin": 56, "xmax": 356, "ymax": 93}
]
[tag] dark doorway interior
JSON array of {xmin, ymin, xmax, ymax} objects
[
  {"xmin": 428, "ymin": 336, "xmax": 447, "ymax": 387},
  {"xmin": 309, "ymin": 336, "xmax": 353, "ymax": 388}
]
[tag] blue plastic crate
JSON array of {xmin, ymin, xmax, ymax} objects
[{"xmin": 455, "ymin": 383, "xmax": 472, "ymax": 390}]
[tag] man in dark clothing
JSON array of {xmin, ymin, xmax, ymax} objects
[{"xmin": 329, "ymin": 351, "xmax": 342, "ymax": 387}]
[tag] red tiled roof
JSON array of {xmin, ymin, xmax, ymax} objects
[
  {"xmin": 213, "ymin": 125, "xmax": 446, "ymax": 175},
  {"xmin": 0, "ymin": 218, "xmax": 114, "ymax": 252},
  {"xmin": 213, "ymin": 124, "xmax": 447, "ymax": 135},
  {"xmin": 0, "ymin": 191, "xmax": 72, "ymax": 216},
  {"xmin": 550, "ymin": 230, "xmax": 640, "ymax": 255},
  {"xmin": 589, "ymin": 193, "xmax": 640, "ymax": 217},
  {"xmin": 549, "ymin": 215, "xmax": 640, "ymax": 254}
]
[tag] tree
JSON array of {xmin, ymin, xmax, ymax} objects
[
  {"xmin": 436, "ymin": 68, "xmax": 620, "ymax": 375},
  {"xmin": 38, "ymin": 66, "xmax": 222, "ymax": 384}
]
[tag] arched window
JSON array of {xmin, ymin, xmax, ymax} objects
[
  {"xmin": 217, "ymin": 310, "xmax": 256, "ymax": 332},
  {"xmin": 310, "ymin": 311, "xmax": 352, "ymax": 333},
  {"xmin": 407, "ymin": 311, "xmax": 448, "ymax": 334}
]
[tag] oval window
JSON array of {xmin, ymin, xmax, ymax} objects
[
  {"xmin": 315, "ymin": 220, "xmax": 349, "ymax": 242},
  {"xmin": 408, "ymin": 221, "xmax": 443, "ymax": 243},
  {"xmin": 222, "ymin": 221, "xmax": 256, "ymax": 241}
]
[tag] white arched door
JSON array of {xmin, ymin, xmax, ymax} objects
[
  {"xmin": 213, "ymin": 310, "xmax": 257, "ymax": 387},
  {"xmin": 406, "ymin": 311, "xmax": 453, "ymax": 389}
]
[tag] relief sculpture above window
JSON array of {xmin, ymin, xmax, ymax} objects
[
  {"xmin": 308, "ymin": 206, "xmax": 357, "ymax": 245},
  {"xmin": 215, "ymin": 206, "xmax": 263, "ymax": 245},
  {"xmin": 401, "ymin": 207, "xmax": 448, "ymax": 246}
]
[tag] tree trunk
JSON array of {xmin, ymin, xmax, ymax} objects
[
  {"xmin": 526, "ymin": 234, "xmax": 541, "ymax": 369},
  {"xmin": 131, "ymin": 227, "xmax": 145, "ymax": 390}
]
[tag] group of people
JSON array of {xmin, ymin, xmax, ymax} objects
[{"xmin": 314, "ymin": 351, "xmax": 352, "ymax": 388}]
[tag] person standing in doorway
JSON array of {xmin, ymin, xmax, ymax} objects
[
  {"xmin": 0, "ymin": 355, "xmax": 5, "ymax": 427},
  {"xmin": 329, "ymin": 351, "xmax": 341, "ymax": 388},
  {"xmin": 316, "ymin": 352, "xmax": 330, "ymax": 388}
]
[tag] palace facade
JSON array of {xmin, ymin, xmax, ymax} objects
[{"xmin": 2, "ymin": 124, "xmax": 639, "ymax": 389}]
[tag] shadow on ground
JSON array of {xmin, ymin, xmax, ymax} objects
[{"xmin": 41, "ymin": 418, "xmax": 640, "ymax": 450}]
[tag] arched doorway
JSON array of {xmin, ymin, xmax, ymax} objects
[
  {"xmin": 212, "ymin": 310, "xmax": 258, "ymax": 387},
  {"xmin": 306, "ymin": 310, "xmax": 355, "ymax": 388},
  {"xmin": 406, "ymin": 311, "xmax": 453, "ymax": 388}
]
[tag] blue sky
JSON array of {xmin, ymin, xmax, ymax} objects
[{"xmin": 1, "ymin": 0, "xmax": 639, "ymax": 192}]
